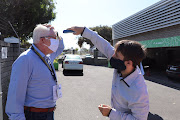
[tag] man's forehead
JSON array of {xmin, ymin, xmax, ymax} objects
[
  {"xmin": 115, "ymin": 51, "xmax": 124, "ymax": 59},
  {"xmin": 48, "ymin": 28, "xmax": 56, "ymax": 36}
]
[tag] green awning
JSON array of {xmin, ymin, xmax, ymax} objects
[{"xmin": 139, "ymin": 36, "xmax": 180, "ymax": 48}]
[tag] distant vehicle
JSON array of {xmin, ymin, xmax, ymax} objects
[
  {"xmin": 62, "ymin": 54, "xmax": 83, "ymax": 73},
  {"xmin": 166, "ymin": 59, "xmax": 180, "ymax": 80},
  {"xmin": 85, "ymin": 54, "xmax": 93, "ymax": 58}
]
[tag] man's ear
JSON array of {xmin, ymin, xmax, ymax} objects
[
  {"xmin": 39, "ymin": 38, "xmax": 44, "ymax": 43},
  {"xmin": 125, "ymin": 60, "xmax": 133, "ymax": 66}
]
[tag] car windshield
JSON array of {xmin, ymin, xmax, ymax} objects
[{"xmin": 66, "ymin": 55, "xmax": 81, "ymax": 60}]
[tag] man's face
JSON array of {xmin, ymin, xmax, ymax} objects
[
  {"xmin": 112, "ymin": 51, "xmax": 124, "ymax": 61},
  {"xmin": 112, "ymin": 51, "xmax": 134, "ymax": 71},
  {"xmin": 44, "ymin": 29, "xmax": 57, "ymax": 46},
  {"xmin": 40, "ymin": 28, "xmax": 59, "ymax": 53}
]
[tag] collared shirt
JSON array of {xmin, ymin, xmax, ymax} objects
[
  {"xmin": 5, "ymin": 39, "xmax": 64, "ymax": 120},
  {"xmin": 140, "ymin": 62, "xmax": 145, "ymax": 75},
  {"xmin": 82, "ymin": 28, "xmax": 149, "ymax": 120}
]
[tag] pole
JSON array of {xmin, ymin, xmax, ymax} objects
[
  {"xmin": 0, "ymin": 63, "xmax": 3, "ymax": 120},
  {"xmin": 8, "ymin": 21, "xmax": 20, "ymax": 54}
]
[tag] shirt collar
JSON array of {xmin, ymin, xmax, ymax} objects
[
  {"xmin": 32, "ymin": 44, "xmax": 46, "ymax": 58},
  {"xmin": 120, "ymin": 66, "xmax": 142, "ymax": 87}
]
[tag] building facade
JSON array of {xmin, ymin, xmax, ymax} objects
[
  {"xmin": 0, "ymin": 39, "xmax": 20, "ymax": 120},
  {"xmin": 112, "ymin": 0, "xmax": 180, "ymax": 69}
]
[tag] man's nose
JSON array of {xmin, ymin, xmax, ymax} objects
[{"xmin": 112, "ymin": 53, "xmax": 117, "ymax": 59}]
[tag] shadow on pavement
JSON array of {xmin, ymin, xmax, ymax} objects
[
  {"xmin": 148, "ymin": 112, "xmax": 163, "ymax": 120},
  {"xmin": 63, "ymin": 70, "xmax": 83, "ymax": 76},
  {"xmin": 144, "ymin": 69, "xmax": 180, "ymax": 90}
]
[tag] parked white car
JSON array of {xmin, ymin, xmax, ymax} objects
[
  {"xmin": 62, "ymin": 54, "xmax": 83, "ymax": 72},
  {"xmin": 85, "ymin": 54, "xmax": 93, "ymax": 58}
]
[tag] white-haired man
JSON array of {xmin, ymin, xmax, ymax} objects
[{"xmin": 6, "ymin": 24, "xmax": 64, "ymax": 120}]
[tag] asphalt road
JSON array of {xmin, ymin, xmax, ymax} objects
[{"xmin": 54, "ymin": 64, "xmax": 180, "ymax": 120}]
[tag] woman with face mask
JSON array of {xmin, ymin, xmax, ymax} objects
[
  {"xmin": 68, "ymin": 26, "xmax": 149, "ymax": 120},
  {"xmin": 6, "ymin": 24, "xmax": 64, "ymax": 120}
]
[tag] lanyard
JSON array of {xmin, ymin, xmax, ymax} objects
[{"xmin": 31, "ymin": 46, "xmax": 57, "ymax": 83}]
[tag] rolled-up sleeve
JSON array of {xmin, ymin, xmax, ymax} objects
[
  {"xmin": 5, "ymin": 55, "xmax": 32, "ymax": 120},
  {"xmin": 82, "ymin": 28, "xmax": 114, "ymax": 59}
]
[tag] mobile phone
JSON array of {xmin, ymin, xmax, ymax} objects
[{"xmin": 63, "ymin": 30, "xmax": 75, "ymax": 33}]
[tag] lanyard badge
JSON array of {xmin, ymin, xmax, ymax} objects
[{"xmin": 53, "ymin": 84, "xmax": 62, "ymax": 102}]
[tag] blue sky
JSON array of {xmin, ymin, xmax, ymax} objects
[{"xmin": 49, "ymin": 0, "xmax": 160, "ymax": 49}]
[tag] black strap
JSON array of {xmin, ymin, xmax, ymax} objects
[
  {"xmin": 120, "ymin": 78, "xmax": 130, "ymax": 87},
  {"xmin": 81, "ymin": 27, "xmax": 86, "ymax": 36},
  {"xmin": 107, "ymin": 108, "xmax": 112, "ymax": 117},
  {"xmin": 46, "ymin": 57, "xmax": 57, "ymax": 81},
  {"xmin": 31, "ymin": 46, "xmax": 57, "ymax": 83}
]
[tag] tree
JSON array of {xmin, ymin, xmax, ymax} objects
[
  {"xmin": 21, "ymin": 39, "xmax": 32, "ymax": 48},
  {"xmin": 0, "ymin": 0, "xmax": 56, "ymax": 40},
  {"xmin": 75, "ymin": 48, "xmax": 79, "ymax": 51},
  {"xmin": 78, "ymin": 36, "xmax": 94, "ymax": 48},
  {"xmin": 78, "ymin": 25, "xmax": 112, "ymax": 48}
]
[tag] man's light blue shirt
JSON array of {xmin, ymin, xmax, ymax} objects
[{"xmin": 6, "ymin": 39, "xmax": 64, "ymax": 120}]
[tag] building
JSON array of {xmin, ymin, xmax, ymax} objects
[
  {"xmin": 0, "ymin": 38, "xmax": 20, "ymax": 120},
  {"xmin": 112, "ymin": 0, "xmax": 180, "ymax": 70}
]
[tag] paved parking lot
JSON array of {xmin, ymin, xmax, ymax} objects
[
  {"xmin": 54, "ymin": 64, "xmax": 180, "ymax": 120},
  {"xmin": 145, "ymin": 69, "xmax": 180, "ymax": 90}
]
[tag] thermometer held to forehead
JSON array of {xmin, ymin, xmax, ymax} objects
[{"xmin": 63, "ymin": 30, "xmax": 75, "ymax": 33}]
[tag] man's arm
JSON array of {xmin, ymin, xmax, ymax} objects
[
  {"xmin": 5, "ymin": 55, "xmax": 32, "ymax": 120},
  {"xmin": 68, "ymin": 27, "xmax": 114, "ymax": 60},
  {"xmin": 109, "ymin": 93, "xmax": 149, "ymax": 120}
]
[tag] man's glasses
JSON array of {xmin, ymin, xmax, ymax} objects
[{"xmin": 40, "ymin": 32, "xmax": 61, "ymax": 40}]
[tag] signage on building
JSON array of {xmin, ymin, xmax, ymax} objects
[
  {"xmin": 140, "ymin": 36, "xmax": 180, "ymax": 48},
  {"xmin": 1, "ymin": 47, "xmax": 7, "ymax": 59}
]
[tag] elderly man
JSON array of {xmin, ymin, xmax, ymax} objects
[{"xmin": 6, "ymin": 24, "xmax": 64, "ymax": 120}]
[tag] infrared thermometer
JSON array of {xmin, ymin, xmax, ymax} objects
[{"xmin": 63, "ymin": 30, "xmax": 75, "ymax": 33}]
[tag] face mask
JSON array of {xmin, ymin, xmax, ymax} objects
[
  {"xmin": 44, "ymin": 38, "xmax": 59, "ymax": 52},
  {"xmin": 110, "ymin": 57, "xmax": 126, "ymax": 72}
]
